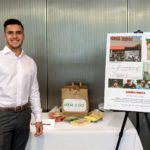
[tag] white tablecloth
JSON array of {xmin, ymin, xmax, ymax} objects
[{"xmin": 26, "ymin": 111, "xmax": 143, "ymax": 150}]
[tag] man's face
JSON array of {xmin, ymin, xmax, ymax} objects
[
  {"xmin": 127, "ymin": 80, "xmax": 132, "ymax": 86},
  {"xmin": 4, "ymin": 24, "xmax": 24, "ymax": 50},
  {"xmin": 113, "ymin": 82, "xmax": 118, "ymax": 88},
  {"xmin": 141, "ymin": 82, "xmax": 145, "ymax": 88}
]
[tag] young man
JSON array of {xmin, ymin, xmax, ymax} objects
[
  {"xmin": 137, "ymin": 80, "xmax": 148, "ymax": 89},
  {"xmin": 123, "ymin": 79, "xmax": 136, "ymax": 89},
  {"xmin": 111, "ymin": 80, "xmax": 119, "ymax": 88},
  {"xmin": 0, "ymin": 19, "xmax": 43, "ymax": 150}
]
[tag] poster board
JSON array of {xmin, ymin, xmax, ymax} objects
[{"xmin": 104, "ymin": 33, "xmax": 150, "ymax": 113}]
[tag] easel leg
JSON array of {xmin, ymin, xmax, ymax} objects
[
  {"xmin": 136, "ymin": 112, "xmax": 140, "ymax": 134},
  {"xmin": 115, "ymin": 112, "xmax": 129, "ymax": 150},
  {"xmin": 144, "ymin": 113, "xmax": 150, "ymax": 132}
]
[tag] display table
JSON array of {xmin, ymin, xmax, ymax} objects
[{"xmin": 26, "ymin": 111, "xmax": 143, "ymax": 150}]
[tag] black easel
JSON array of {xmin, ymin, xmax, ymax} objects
[
  {"xmin": 115, "ymin": 112, "xmax": 129, "ymax": 150},
  {"xmin": 115, "ymin": 30, "xmax": 150, "ymax": 150},
  {"xmin": 115, "ymin": 111, "xmax": 150, "ymax": 150},
  {"xmin": 135, "ymin": 112, "xmax": 150, "ymax": 134},
  {"xmin": 136, "ymin": 112, "xmax": 140, "ymax": 134}
]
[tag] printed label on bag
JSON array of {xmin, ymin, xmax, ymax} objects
[{"xmin": 63, "ymin": 99, "xmax": 86, "ymax": 112}]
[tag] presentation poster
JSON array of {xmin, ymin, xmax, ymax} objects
[{"xmin": 104, "ymin": 33, "xmax": 150, "ymax": 113}]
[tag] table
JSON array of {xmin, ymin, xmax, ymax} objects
[{"xmin": 26, "ymin": 111, "xmax": 143, "ymax": 150}]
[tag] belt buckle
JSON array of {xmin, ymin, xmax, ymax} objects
[
  {"xmin": 20, "ymin": 105, "xmax": 23, "ymax": 111},
  {"xmin": 15, "ymin": 107, "xmax": 17, "ymax": 112},
  {"xmin": 15, "ymin": 105, "xmax": 22, "ymax": 112}
]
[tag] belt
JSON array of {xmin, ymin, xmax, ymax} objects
[{"xmin": 0, "ymin": 103, "xmax": 30, "ymax": 112}]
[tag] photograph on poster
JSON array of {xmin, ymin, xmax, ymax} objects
[
  {"xmin": 142, "ymin": 35, "xmax": 150, "ymax": 61},
  {"xmin": 104, "ymin": 33, "xmax": 150, "ymax": 113},
  {"xmin": 136, "ymin": 80, "xmax": 149, "ymax": 90},
  {"xmin": 146, "ymin": 39, "xmax": 150, "ymax": 60},
  {"xmin": 108, "ymin": 62, "xmax": 143, "ymax": 79},
  {"xmin": 109, "ymin": 35, "xmax": 141, "ymax": 62},
  {"xmin": 143, "ymin": 62, "xmax": 150, "ymax": 80},
  {"xmin": 108, "ymin": 79, "xmax": 123, "ymax": 88},
  {"xmin": 123, "ymin": 79, "xmax": 136, "ymax": 89}
]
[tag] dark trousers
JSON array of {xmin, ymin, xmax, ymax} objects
[{"xmin": 0, "ymin": 108, "xmax": 31, "ymax": 150}]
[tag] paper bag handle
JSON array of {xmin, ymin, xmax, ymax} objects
[{"xmin": 72, "ymin": 81, "xmax": 82, "ymax": 87}]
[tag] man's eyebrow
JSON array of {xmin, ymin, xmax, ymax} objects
[
  {"xmin": 7, "ymin": 30, "xmax": 23, "ymax": 33},
  {"xmin": 16, "ymin": 31, "xmax": 23, "ymax": 33},
  {"xmin": 7, "ymin": 31, "xmax": 13, "ymax": 33}
]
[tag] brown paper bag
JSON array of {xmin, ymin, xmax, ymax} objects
[{"xmin": 61, "ymin": 81, "xmax": 89, "ymax": 117}]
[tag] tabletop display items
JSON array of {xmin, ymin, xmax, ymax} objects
[
  {"xmin": 70, "ymin": 109, "xmax": 104, "ymax": 127},
  {"xmin": 64, "ymin": 116, "xmax": 79, "ymax": 121},
  {"xmin": 48, "ymin": 111, "xmax": 66, "ymax": 122},
  {"xmin": 61, "ymin": 81, "xmax": 89, "ymax": 117},
  {"xmin": 71, "ymin": 118, "xmax": 91, "ymax": 127},
  {"xmin": 48, "ymin": 106, "xmax": 66, "ymax": 122},
  {"xmin": 84, "ymin": 109, "xmax": 104, "ymax": 122},
  {"xmin": 63, "ymin": 109, "xmax": 104, "ymax": 127}
]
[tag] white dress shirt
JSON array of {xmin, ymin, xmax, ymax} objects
[{"xmin": 0, "ymin": 46, "xmax": 42, "ymax": 122}]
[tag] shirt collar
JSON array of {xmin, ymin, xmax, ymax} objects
[{"xmin": 2, "ymin": 46, "xmax": 25, "ymax": 57}]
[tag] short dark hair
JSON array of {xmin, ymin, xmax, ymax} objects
[{"xmin": 4, "ymin": 19, "xmax": 24, "ymax": 32}]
